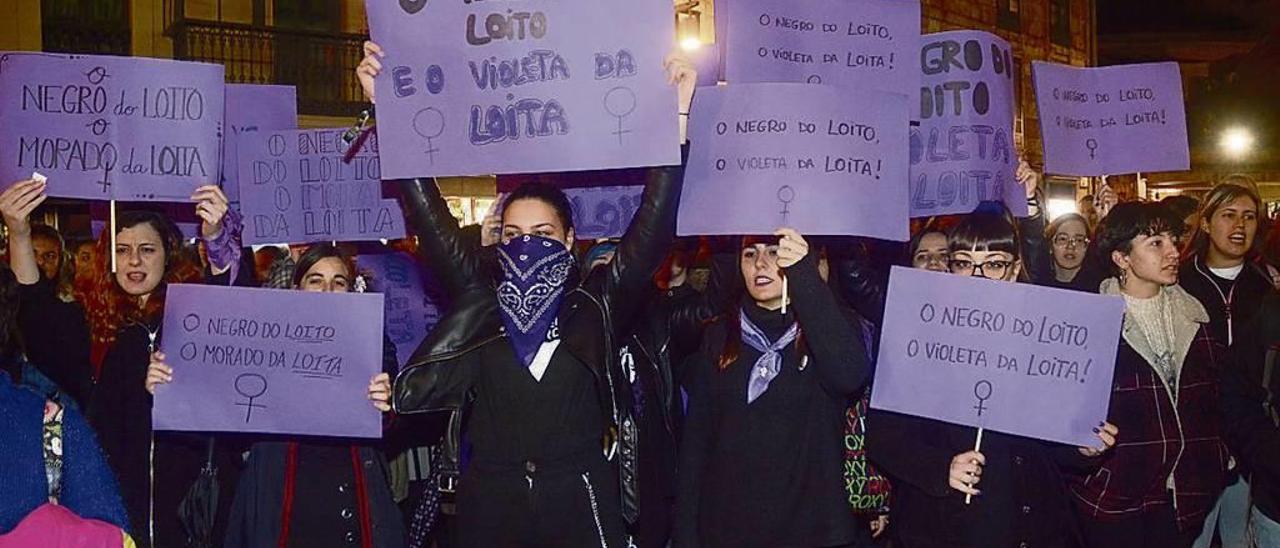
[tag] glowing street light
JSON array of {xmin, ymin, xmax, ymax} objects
[
  {"xmin": 1220, "ymin": 127, "xmax": 1255, "ymax": 159},
  {"xmin": 680, "ymin": 36, "xmax": 703, "ymax": 52}
]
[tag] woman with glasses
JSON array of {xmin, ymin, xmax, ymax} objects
[
  {"xmin": 1066, "ymin": 202, "xmax": 1228, "ymax": 548},
  {"xmin": 868, "ymin": 206, "xmax": 1117, "ymax": 548},
  {"xmin": 1043, "ymin": 213, "xmax": 1091, "ymax": 290}
]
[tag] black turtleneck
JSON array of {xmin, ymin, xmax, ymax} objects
[{"xmin": 674, "ymin": 254, "xmax": 871, "ymax": 548}]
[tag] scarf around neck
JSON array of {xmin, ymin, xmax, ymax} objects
[
  {"xmin": 496, "ymin": 235, "xmax": 577, "ymax": 368},
  {"xmin": 740, "ymin": 309, "xmax": 801, "ymax": 403}
]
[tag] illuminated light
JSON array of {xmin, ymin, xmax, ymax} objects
[
  {"xmin": 1220, "ymin": 127, "xmax": 1255, "ymax": 159},
  {"xmin": 1046, "ymin": 198, "xmax": 1078, "ymax": 221},
  {"xmin": 680, "ymin": 37, "xmax": 703, "ymax": 52}
]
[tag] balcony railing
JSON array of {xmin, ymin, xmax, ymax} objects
[{"xmin": 171, "ymin": 20, "xmax": 368, "ymax": 118}]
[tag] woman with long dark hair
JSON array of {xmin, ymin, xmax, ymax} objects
[
  {"xmin": 147, "ymin": 244, "xmax": 407, "ymax": 548},
  {"xmin": 357, "ymin": 42, "xmax": 696, "ymax": 546},
  {"xmin": 672, "ymin": 229, "xmax": 871, "ymax": 547},
  {"xmin": 1, "ymin": 178, "xmax": 245, "ymax": 548}
]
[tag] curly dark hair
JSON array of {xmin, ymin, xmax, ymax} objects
[{"xmin": 1090, "ymin": 201, "xmax": 1184, "ymax": 279}]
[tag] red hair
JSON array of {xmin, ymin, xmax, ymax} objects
[{"xmin": 81, "ymin": 213, "xmax": 204, "ymax": 378}]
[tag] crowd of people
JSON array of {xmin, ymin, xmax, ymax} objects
[{"xmin": 1, "ymin": 37, "xmax": 1279, "ymax": 548}]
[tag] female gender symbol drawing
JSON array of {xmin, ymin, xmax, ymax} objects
[
  {"xmin": 413, "ymin": 107, "xmax": 446, "ymax": 165},
  {"xmin": 604, "ymin": 87, "xmax": 637, "ymax": 145},
  {"xmin": 1085, "ymin": 138, "xmax": 1099, "ymax": 160},
  {"xmin": 777, "ymin": 185, "xmax": 797, "ymax": 225},
  {"xmin": 234, "ymin": 373, "xmax": 268, "ymax": 423},
  {"xmin": 973, "ymin": 380, "xmax": 993, "ymax": 417}
]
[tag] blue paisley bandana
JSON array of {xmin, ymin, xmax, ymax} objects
[{"xmin": 497, "ymin": 235, "xmax": 576, "ymax": 367}]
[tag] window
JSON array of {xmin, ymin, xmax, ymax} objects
[
  {"xmin": 1050, "ymin": 0, "xmax": 1072, "ymax": 47},
  {"xmin": 997, "ymin": 0, "xmax": 1020, "ymax": 31},
  {"xmin": 42, "ymin": 0, "xmax": 130, "ymax": 55},
  {"xmin": 274, "ymin": 0, "xmax": 340, "ymax": 32}
]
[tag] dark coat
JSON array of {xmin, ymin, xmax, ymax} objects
[
  {"xmin": 392, "ymin": 161, "xmax": 684, "ymax": 524},
  {"xmin": 673, "ymin": 255, "xmax": 871, "ymax": 548},
  {"xmin": 1221, "ymin": 294, "xmax": 1280, "ymax": 522},
  {"xmin": 1065, "ymin": 285, "xmax": 1229, "ymax": 534},
  {"xmin": 1179, "ymin": 254, "xmax": 1274, "ymax": 347}
]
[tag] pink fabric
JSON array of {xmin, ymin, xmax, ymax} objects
[{"xmin": 0, "ymin": 504, "xmax": 124, "ymax": 548}]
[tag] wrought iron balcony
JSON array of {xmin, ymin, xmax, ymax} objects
[{"xmin": 171, "ymin": 20, "xmax": 368, "ymax": 117}]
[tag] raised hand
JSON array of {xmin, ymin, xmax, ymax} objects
[
  {"xmin": 192, "ymin": 185, "xmax": 231, "ymax": 239},
  {"xmin": 368, "ymin": 372, "xmax": 392, "ymax": 412},
  {"xmin": 0, "ymin": 179, "xmax": 48, "ymax": 235},
  {"xmin": 357, "ymin": 41, "xmax": 385, "ymax": 104},
  {"xmin": 948, "ymin": 450, "xmax": 985, "ymax": 497},
  {"xmin": 774, "ymin": 228, "xmax": 810, "ymax": 269}
]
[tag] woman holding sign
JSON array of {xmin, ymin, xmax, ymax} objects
[
  {"xmin": 1067, "ymin": 202, "xmax": 1229, "ymax": 547},
  {"xmin": 672, "ymin": 230, "xmax": 871, "ymax": 548},
  {"xmin": 358, "ymin": 42, "xmax": 697, "ymax": 546},
  {"xmin": 867, "ymin": 206, "xmax": 1118, "ymax": 548},
  {"xmin": 146, "ymin": 243, "xmax": 407, "ymax": 548},
  {"xmin": 1, "ymin": 178, "xmax": 245, "ymax": 548}
]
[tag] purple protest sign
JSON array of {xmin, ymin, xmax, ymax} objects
[
  {"xmin": 223, "ymin": 84, "xmax": 297, "ymax": 205},
  {"xmin": 153, "ymin": 284, "xmax": 385, "ymax": 438},
  {"xmin": 238, "ymin": 128, "xmax": 405, "ymax": 245},
  {"xmin": 358, "ymin": 252, "xmax": 444, "ymax": 368},
  {"xmin": 0, "ymin": 53, "xmax": 224, "ymax": 201},
  {"xmin": 678, "ymin": 83, "xmax": 909, "ymax": 241},
  {"xmin": 366, "ymin": 0, "xmax": 681, "ymax": 178},
  {"xmin": 724, "ymin": 0, "xmax": 919, "ymax": 99},
  {"xmin": 1033, "ymin": 61, "xmax": 1189, "ymax": 177},
  {"xmin": 565, "ymin": 185, "xmax": 644, "ymax": 239},
  {"xmin": 910, "ymin": 31, "xmax": 1026, "ymax": 218},
  {"xmin": 871, "ymin": 267, "xmax": 1123, "ymax": 447}
]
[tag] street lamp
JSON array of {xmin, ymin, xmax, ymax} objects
[{"xmin": 1220, "ymin": 127, "xmax": 1255, "ymax": 159}]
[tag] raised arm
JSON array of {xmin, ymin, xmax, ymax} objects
[
  {"xmin": 397, "ymin": 178, "xmax": 489, "ymax": 299},
  {"xmin": 782, "ymin": 243, "xmax": 870, "ymax": 397},
  {"xmin": 1, "ymin": 179, "xmax": 48, "ymax": 285}
]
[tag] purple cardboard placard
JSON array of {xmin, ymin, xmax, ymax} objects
[
  {"xmin": 358, "ymin": 252, "xmax": 445, "ymax": 368},
  {"xmin": 871, "ymin": 266, "xmax": 1124, "ymax": 447},
  {"xmin": 724, "ymin": 0, "xmax": 920, "ymax": 99},
  {"xmin": 678, "ymin": 83, "xmax": 909, "ymax": 241},
  {"xmin": 153, "ymin": 284, "xmax": 385, "ymax": 439},
  {"xmin": 1033, "ymin": 61, "xmax": 1189, "ymax": 177},
  {"xmin": 366, "ymin": 0, "xmax": 681, "ymax": 178},
  {"xmin": 565, "ymin": 185, "xmax": 644, "ymax": 239},
  {"xmin": 0, "ymin": 52, "xmax": 224, "ymax": 201},
  {"xmin": 222, "ymin": 84, "xmax": 298, "ymax": 205},
  {"xmin": 910, "ymin": 31, "xmax": 1026, "ymax": 218},
  {"xmin": 238, "ymin": 128, "xmax": 406, "ymax": 245}
]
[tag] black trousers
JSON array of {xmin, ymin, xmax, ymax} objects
[
  {"xmin": 455, "ymin": 455, "xmax": 626, "ymax": 547},
  {"xmin": 1079, "ymin": 503, "xmax": 1197, "ymax": 548}
]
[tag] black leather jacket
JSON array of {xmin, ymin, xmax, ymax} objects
[{"xmin": 391, "ymin": 165, "xmax": 683, "ymax": 523}]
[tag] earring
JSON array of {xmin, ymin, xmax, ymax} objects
[{"xmin": 1119, "ymin": 268, "xmax": 1129, "ymax": 287}]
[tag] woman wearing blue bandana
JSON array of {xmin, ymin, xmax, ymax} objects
[
  {"xmin": 357, "ymin": 43, "xmax": 696, "ymax": 547},
  {"xmin": 672, "ymin": 229, "xmax": 873, "ymax": 548}
]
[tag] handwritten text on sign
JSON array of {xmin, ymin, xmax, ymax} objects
[
  {"xmin": 222, "ymin": 84, "xmax": 297, "ymax": 205},
  {"xmin": 366, "ymin": 0, "xmax": 681, "ymax": 178},
  {"xmin": 1033, "ymin": 61, "xmax": 1189, "ymax": 177},
  {"xmin": 565, "ymin": 185, "xmax": 643, "ymax": 239},
  {"xmin": 678, "ymin": 83, "xmax": 908, "ymax": 241},
  {"xmin": 238, "ymin": 127, "xmax": 405, "ymax": 245},
  {"xmin": 871, "ymin": 267, "xmax": 1123, "ymax": 447},
  {"xmin": 724, "ymin": 0, "xmax": 920, "ymax": 99},
  {"xmin": 153, "ymin": 284, "xmax": 385, "ymax": 439},
  {"xmin": 911, "ymin": 31, "xmax": 1025, "ymax": 218},
  {"xmin": 359, "ymin": 252, "xmax": 444, "ymax": 369},
  {"xmin": 0, "ymin": 53, "xmax": 224, "ymax": 201}
]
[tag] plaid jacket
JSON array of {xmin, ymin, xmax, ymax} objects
[{"xmin": 1067, "ymin": 319, "xmax": 1230, "ymax": 532}]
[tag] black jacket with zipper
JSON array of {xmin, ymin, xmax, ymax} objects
[
  {"xmin": 391, "ymin": 161, "xmax": 684, "ymax": 525},
  {"xmin": 1179, "ymin": 253, "xmax": 1273, "ymax": 348}
]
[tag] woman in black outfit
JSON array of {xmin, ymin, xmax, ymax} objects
[
  {"xmin": 673, "ymin": 229, "xmax": 872, "ymax": 548},
  {"xmin": 358, "ymin": 42, "xmax": 696, "ymax": 547},
  {"xmin": 866, "ymin": 208, "xmax": 1117, "ymax": 548},
  {"xmin": 1, "ymin": 178, "xmax": 245, "ymax": 548}
]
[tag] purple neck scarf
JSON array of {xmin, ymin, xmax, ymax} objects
[
  {"xmin": 741, "ymin": 310, "xmax": 800, "ymax": 403},
  {"xmin": 496, "ymin": 235, "xmax": 576, "ymax": 367}
]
